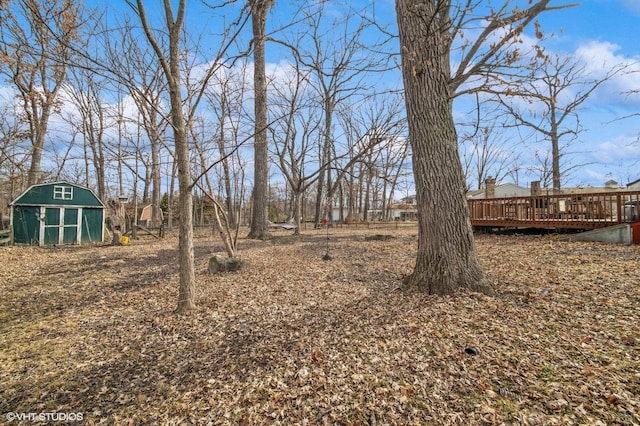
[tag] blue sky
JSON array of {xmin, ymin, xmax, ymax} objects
[
  {"xmin": 245, "ymin": 0, "xmax": 640, "ymax": 189},
  {"xmin": 249, "ymin": 0, "xmax": 640, "ymax": 188},
  {"xmin": 2, "ymin": 0, "xmax": 639, "ymax": 194},
  {"xmin": 532, "ymin": 0, "xmax": 640, "ymax": 186}
]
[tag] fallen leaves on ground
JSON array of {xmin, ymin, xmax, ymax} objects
[{"xmin": 0, "ymin": 225, "xmax": 639, "ymax": 425}]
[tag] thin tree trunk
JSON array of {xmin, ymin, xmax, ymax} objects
[
  {"xmin": 550, "ymin": 110, "xmax": 561, "ymax": 194},
  {"xmin": 314, "ymin": 170, "xmax": 325, "ymax": 226},
  {"xmin": 338, "ymin": 181, "xmax": 345, "ymax": 223},
  {"xmin": 135, "ymin": 0, "xmax": 197, "ymax": 313},
  {"xmin": 217, "ymin": 122, "xmax": 236, "ymax": 230},
  {"xmin": 151, "ymin": 136, "xmax": 162, "ymax": 226},
  {"xmin": 347, "ymin": 168, "xmax": 355, "ymax": 222},
  {"xmin": 168, "ymin": 159, "xmax": 176, "ymax": 230}
]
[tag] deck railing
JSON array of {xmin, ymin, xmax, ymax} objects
[{"xmin": 468, "ymin": 190, "xmax": 640, "ymax": 229}]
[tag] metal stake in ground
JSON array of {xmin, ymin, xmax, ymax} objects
[{"xmin": 322, "ymin": 217, "xmax": 331, "ymax": 261}]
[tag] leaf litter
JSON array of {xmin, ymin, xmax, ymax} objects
[{"xmin": 0, "ymin": 226, "xmax": 639, "ymax": 425}]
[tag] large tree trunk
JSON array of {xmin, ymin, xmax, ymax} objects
[
  {"xmin": 247, "ymin": 0, "xmax": 272, "ymax": 240},
  {"xmin": 27, "ymin": 104, "xmax": 53, "ymax": 186},
  {"xmin": 292, "ymin": 190, "xmax": 302, "ymax": 236},
  {"xmin": 27, "ymin": 134, "xmax": 45, "ymax": 186},
  {"xmin": 396, "ymin": 0, "xmax": 493, "ymax": 296}
]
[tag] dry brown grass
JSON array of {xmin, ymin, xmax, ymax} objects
[{"xmin": 1, "ymin": 225, "xmax": 639, "ymax": 425}]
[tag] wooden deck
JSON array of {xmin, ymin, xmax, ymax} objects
[{"xmin": 468, "ymin": 190, "xmax": 640, "ymax": 230}]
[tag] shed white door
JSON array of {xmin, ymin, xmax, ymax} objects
[{"xmin": 40, "ymin": 207, "xmax": 82, "ymax": 245}]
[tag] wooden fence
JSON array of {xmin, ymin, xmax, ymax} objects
[{"xmin": 0, "ymin": 229, "xmax": 11, "ymax": 246}]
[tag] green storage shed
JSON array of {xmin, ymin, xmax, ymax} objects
[{"xmin": 10, "ymin": 181, "xmax": 105, "ymax": 245}]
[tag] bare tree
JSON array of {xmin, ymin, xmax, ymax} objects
[
  {"xmin": 526, "ymin": 145, "xmax": 584, "ymax": 189},
  {"xmin": 129, "ymin": 0, "xmax": 197, "ymax": 312},
  {"xmin": 269, "ymin": 58, "xmax": 323, "ymax": 235},
  {"xmin": 204, "ymin": 64, "xmax": 253, "ymax": 231},
  {"xmin": 459, "ymin": 122, "xmax": 518, "ymax": 191},
  {"xmin": 47, "ymin": 121, "xmax": 80, "ymax": 183},
  {"xmin": 100, "ymin": 18, "xmax": 171, "ymax": 226},
  {"xmin": 0, "ymin": 0, "xmax": 82, "ymax": 186},
  {"xmin": 282, "ymin": 2, "xmax": 391, "ymax": 226},
  {"xmin": 621, "ymin": 71, "xmax": 640, "ymax": 126},
  {"xmin": 378, "ymin": 134, "xmax": 410, "ymax": 220},
  {"xmin": 270, "ymin": 68, "xmax": 398, "ymax": 232},
  {"xmin": 530, "ymin": 148, "xmax": 553, "ymax": 188},
  {"xmin": 395, "ymin": 0, "xmax": 576, "ymax": 295},
  {"xmin": 335, "ymin": 94, "xmax": 409, "ymax": 221},
  {"xmin": 0, "ymin": 102, "xmax": 30, "ymax": 206},
  {"xmin": 128, "ymin": 0, "xmax": 249, "ymax": 313},
  {"xmin": 65, "ymin": 65, "xmax": 109, "ymax": 199},
  {"xmin": 495, "ymin": 53, "xmax": 622, "ymax": 192},
  {"xmin": 190, "ymin": 116, "xmax": 239, "ymax": 258}
]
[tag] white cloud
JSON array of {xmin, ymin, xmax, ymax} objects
[
  {"xmin": 266, "ymin": 60, "xmax": 300, "ymax": 86},
  {"xmin": 574, "ymin": 41, "xmax": 640, "ymax": 105},
  {"xmin": 618, "ymin": 0, "xmax": 640, "ymax": 15},
  {"xmin": 592, "ymin": 134, "xmax": 640, "ymax": 164},
  {"xmin": 0, "ymin": 86, "xmax": 17, "ymax": 104},
  {"xmin": 575, "ymin": 41, "xmax": 623, "ymax": 68}
]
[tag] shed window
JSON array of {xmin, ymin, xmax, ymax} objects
[{"xmin": 53, "ymin": 186, "xmax": 73, "ymax": 200}]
